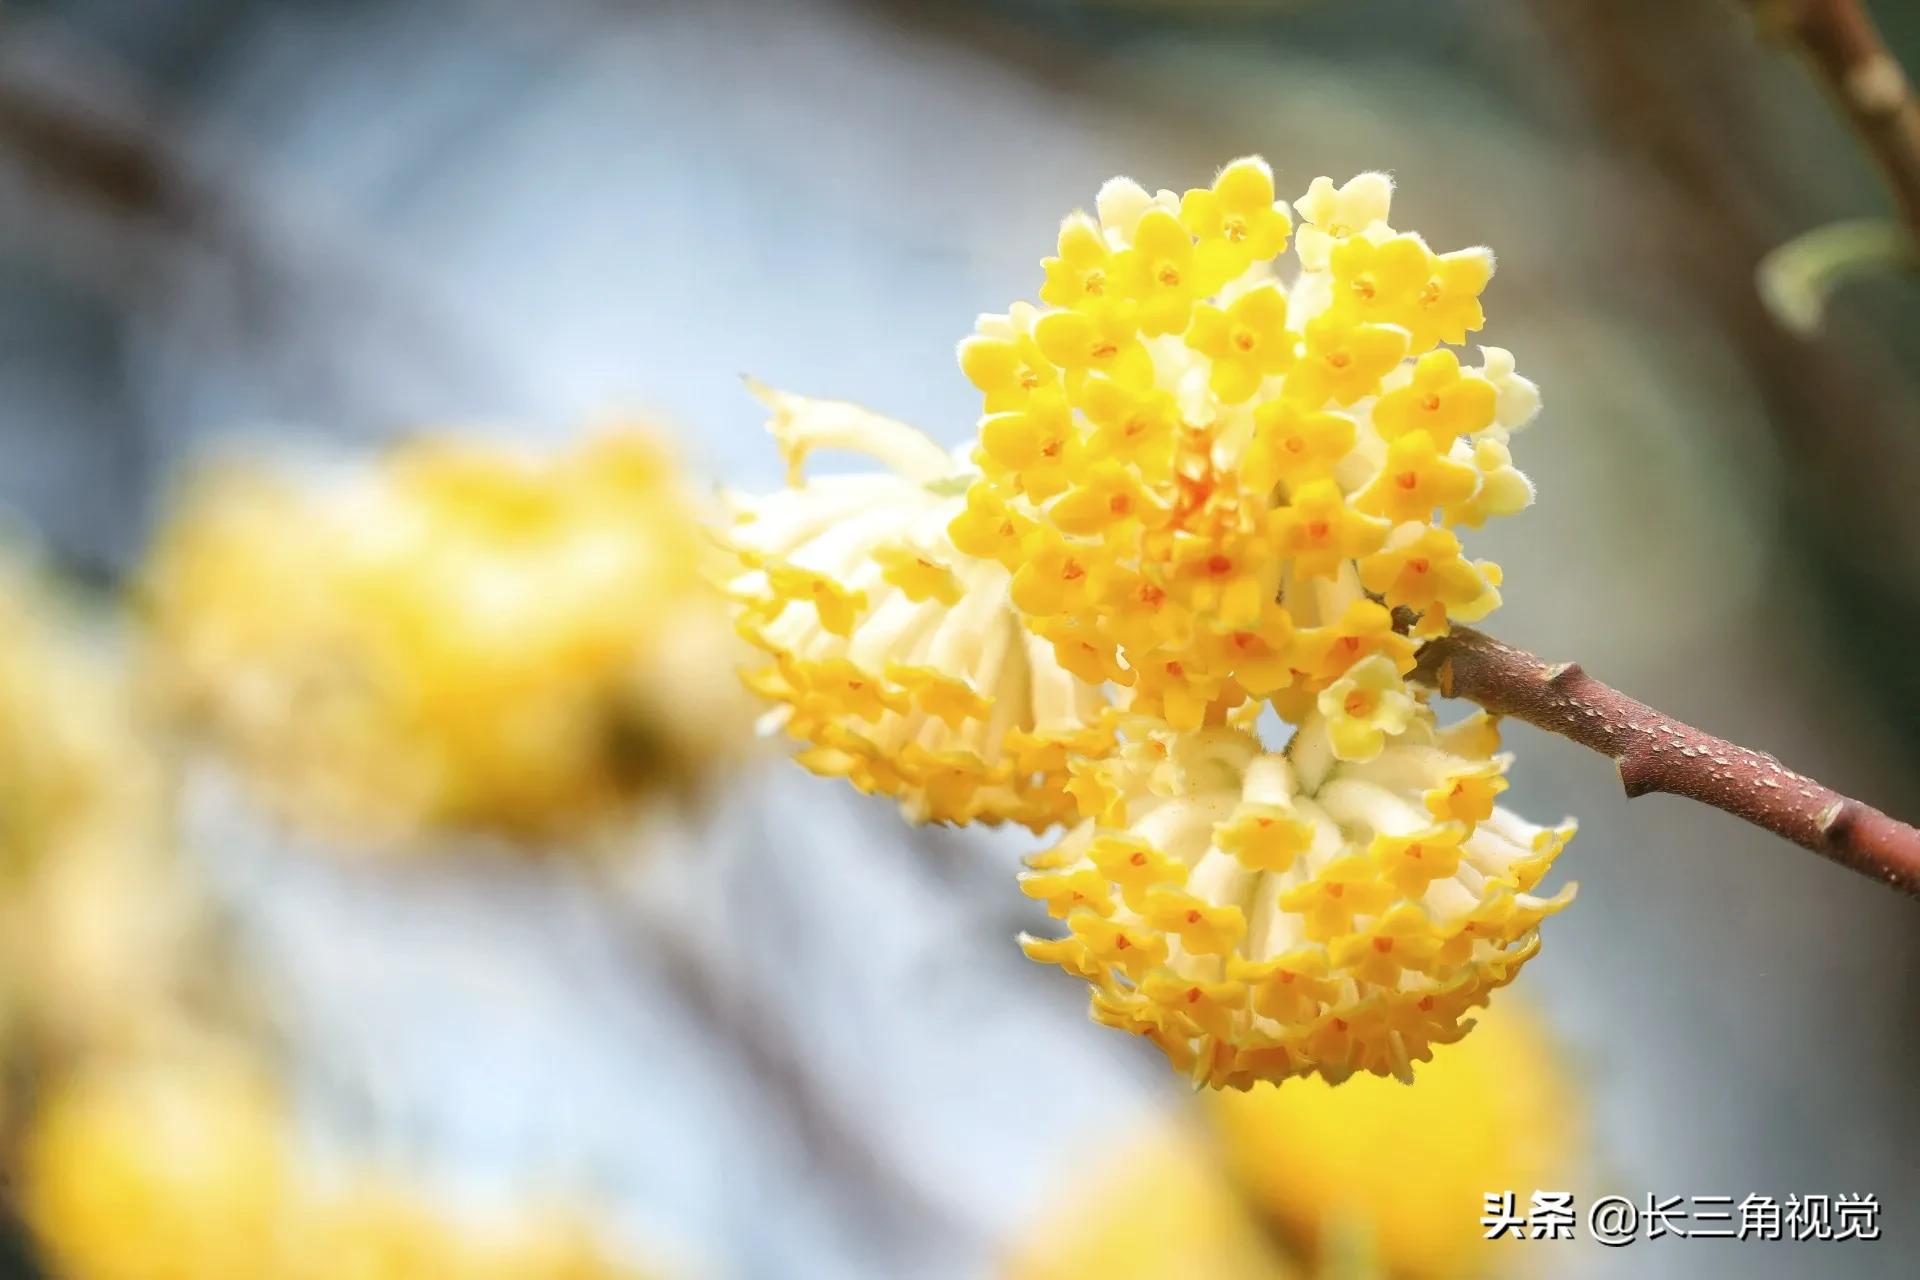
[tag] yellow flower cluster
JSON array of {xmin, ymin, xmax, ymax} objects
[
  {"xmin": 144, "ymin": 431, "xmax": 746, "ymax": 845},
  {"xmin": 20, "ymin": 1056, "xmax": 657, "ymax": 1280},
  {"xmin": 722, "ymin": 159, "xmax": 1574, "ymax": 1087},
  {"xmin": 958, "ymin": 161, "xmax": 1536, "ymax": 733},
  {"xmin": 724, "ymin": 384, "xmax": 1115, "ymax": 831},
  {"xmin": 1019, "ymin": 705, "xmax": 1573, "ymax": 1087}
]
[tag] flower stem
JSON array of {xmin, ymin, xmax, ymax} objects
[
  {"xmin": 1748, "ymin": 0, "xmax": 1920, "ymax": 239},
  {"xmin": 1411, "ymin": 624, "xmax": 1920, "ymax": 895}
]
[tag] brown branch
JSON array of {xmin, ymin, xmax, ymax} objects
[
  {"xmin": 1411, "ymin": 624, "xmax": 1920, "ymax": 895},
  {"xmin": 1749, "ymin": 0, "xmax": 1920, "ymax": 236}
]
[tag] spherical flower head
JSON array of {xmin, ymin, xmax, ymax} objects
[
  {"xmin": 722, "ymin": 384, "xmax": 1117, "ymax": 832},
  {"xmin": 957, "ymin": 159, "xmax": 1536, "ymax": 733},
  {"xmin": 1020, "ymin": 702, "xmax": 1574, "ymax": 1088},
  {"xmin": 1207, "ymin": 999, "xmax": 1582, "ymax": 1279},
  {"xmin": 142, "ymin": 429, "xmax": 746, "ymax": 846}
]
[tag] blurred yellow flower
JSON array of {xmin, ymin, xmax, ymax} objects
[
  {"xmin": 1002, "ymin": 1121, "xmax": 1299, "ymax": 1280},
  {"xmin": 21, "ymin": 1056, "xmax": 656, "ymax": 1280},
  {"xmin": 142, "ymin": 429, "xmax": 747, "ymax": 845},
  {"xmin": 21, "ymin": 1056, "xmax": 291, "ymax": 1280},
  {"xmin": 1020, "ymin": 707, "xmax": 1574, "ymax": 1088},
  {"xmin": 0, "ymin": 550, "xmax": 195, "ymax": 1092},
  {"xmin": 723, "ymin": 384, "xmax": 1116, "ymax": 831},
  {"xmin": 1208, "ymin": 999, "xmax": 1583, "ymax": 1279}
]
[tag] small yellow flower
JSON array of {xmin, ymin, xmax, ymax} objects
[
  {"xmin": 1277, "ymin": 853, "xmax": 1399, "ymax": 942},
  {"xmin": 1354, "ymin": 429, "xmax": 1482, "ymax": 525},
  {"xmin": 1331, "ymin": 236, "xmax": 1496, "ymax": 354},
  {"xmin": 1040, "ymin": 211, "xmax": 1120, "ymax": 312},
  {"xmin": 1293, "ymin": 171, "xmax": 1393, "ymax": 270},
  {"xmin": 1048, "ymin": 459, "xmax": 1167, "ymax": 540},
  {"xmin": 1117, "ymin": 207, "xmax": 1215, "ymax": 335},
  {"xmin": 873, "ymin": 541, "xmax": 966, "ymax": 605},
  {"xmin": 1085, "ymin": 832, "xmax": 1189, "ymax": 909},
  {"xmin": 1011, "ymin": 535, "xmax": 1108, "ymax": 618},
  {"xmin": 1477, "ymin": 344, "xmax": 1543, "ymax": 433},
  {"xmin": 1357, "ymin": 523, "xmax": 1502, "ymax": 620},
  {"xmin": 1444, "ymin": 436, "xmax": 1536, "ymax": 528},
  {"xmin": 982, "ymin": 411, "xmax": 1079, "ymax": 507},
  {"xmin": 958, "ymin": 306, "xmax": 1061, "ymax": 412},
  {"xmin": 1179, "ymin": 155, "xmax": 1292, "ymax": 270},
  {"xmin": 1077, "ymin": 374, "xmax": 1180, "ymax": 482},
  {"xmin": 1214, "ymin": 802, "xmax": 1314, "ymax": 873},
  {"xmin": 1203, "ymin": 604, "xmax": 1297, "ymax": 698},
  {"xmin": 1407, "ymin": 247, "xmax": 1497, "ymax": 353},
  {"xmin": 1317, "ymin": 654, "xmax": 1417, "ymax": 762},
  {"xmin": 1285, "ymin": 602, "xmax": 1417, "ymax": 697},
  {"xmin": 1186, "ymin": 283, "xmax": 1294, "ymax": 403},
  {"xmin": 1273, "ymin": 479, "xmax": 1390, "ymax": 579},
  {"xmin": 1369, "ymin": 825, "xmax": 1469, "ymax": 899},
  {"xmin": 1284, "ymin": 316, "xmax": 1410, "ymax": 408},
  {"xmin": 1242, "ymin": 400, "xmax": 1356, "ymax": 495},
  {"xmin": 1032, "ymin": 306, "xmax": 1154, "ymax": 387},
  {"xmin": 1372, "ymin": 348, "xmax": 1498, "ymax": 442},
  {"xmin": 947, "ymin": 480, "xmax": 1032, "ymax": 568},
  {"xmin": 1425, "ymin": 760, "xmax": 1510, "ymax": 826}
]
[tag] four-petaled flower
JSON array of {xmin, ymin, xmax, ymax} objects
[{"xmin": 1318, "ymin": 654, "xmax": 1417, "ymax": 762}]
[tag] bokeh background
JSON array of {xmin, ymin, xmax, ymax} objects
[{"xmin": 2, "ymin": 1, "xmax": 1918, "ymax": 1277}]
